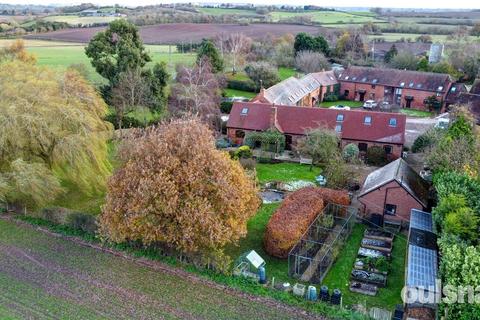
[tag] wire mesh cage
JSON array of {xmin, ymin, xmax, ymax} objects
[{"xmin": 288, "ymin": 203, "xmax": 357, "ymax": 284}]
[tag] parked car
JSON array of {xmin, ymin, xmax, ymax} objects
[
  {"xmin": 363, "ymin": 100, "xmax": 377, "ymax": 109},
  {"xmin": 379, "ymin": 101, "xmax": 390, "ymax": 109},
  {"xmin": 329, "ymin": 105, "xmax": 351, "ymax": 110}
]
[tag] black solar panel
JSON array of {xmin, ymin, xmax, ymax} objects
[
  {"xmin": 410, "ymin": 209, "xmax": 433, "ymax": 232},
  {"xmin": 407, "ymin": 245, "xmax": 438, "ymax": 290}
]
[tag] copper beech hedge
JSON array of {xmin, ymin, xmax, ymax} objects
[{"xmin": 264, "ymin": 187, "xmax": 350, "ymax": 258}]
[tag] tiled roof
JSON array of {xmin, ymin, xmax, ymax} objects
[
  {"xmin": 227, "ymin": 102, "xmax": 406, "ymax": 144},
  {"xmin": 359, "ymin": 158, "xmax": 430, "ymax": 207},
  {"xmin": 253, "ymin": 71, "xmax": 338, "ymax": 106},
  {"xmin": 338, "ymin": 66, "xmax": 452, "ymax": 93}
]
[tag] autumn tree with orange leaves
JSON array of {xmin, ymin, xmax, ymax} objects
[{"xmin": 99, "ymin": 119, "xmax": 260, "ymax": 268}]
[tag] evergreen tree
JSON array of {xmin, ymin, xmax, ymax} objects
[
  {"xmin": 196, "ymin": 39, "xmax": 224, "ymax": 73},
  {"xmin": 384, "ymin": 44, "xmax": 398, "ymax": 64}
]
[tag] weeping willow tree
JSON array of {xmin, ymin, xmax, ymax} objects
[{"xmin": 0, "ymin": 57, "xmax": 112, "ymax": 209}]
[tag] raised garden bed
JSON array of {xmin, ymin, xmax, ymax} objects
[
  {"xmin": 358, "ymin": 247, "xmax": 389, "ymax": 259},
  {"xmin": 364, "ymin": 229, "xmax": 394, "ymax": 242},
  {"xmin": 353, "ymin": 258, "xmax": 388, "ymax": 275},
  {"xmin": 349, "ymin": 281, "xmax": 378, "ymax": 296},
  {"xmin": 361, "ymin": 238, "xmax": 393, "ymax": 253},
  {"xmin": 351, "ymin": 270, "xmax": 387, "ymax": 287}
]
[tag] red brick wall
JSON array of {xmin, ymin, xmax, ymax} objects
[
  {"xmin": 339, "ymin": 81, "xmax": 447, "ymax": 112},
  {"xmin": 358, "ymin": 180, "xmax": 424, "ymax": 223},
  {"xmin": 341, "ymin": 139, "xmax": 403, "ymax": 160}
]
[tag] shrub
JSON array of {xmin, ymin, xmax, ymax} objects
[
  {"xmin": 239, "ymin": 158, "xmax": 256, "ymax": 170},
  {"xmin": 343, "ymin": 143, "xmax": 359, "ymax": 162},
  {"xmin": 235, "ymin": 145, "xmax": 253, "ymax": 159},
  {"xmin": 105, "ymin": 113, "xmax": 144, "ymax": 129},
  {"xmin": 244, "ymin": 61, "xmax": 280, "ymax": 89},
  {"xmin": 366, "ymin": 146, "xmax": 387, "ymax": 166},
  {"xmin": 244, "ymin": 130, "xmax": 286, "ymax": 153},
  {"xmin": 227, "ymin": 79, "xmax": 256, "ymax": 92},
  {"xmin": 220, "ymin": 101, "xmax": 233, "ymax": 114},
  {"xmin": 216, "ymin": 137, "xmax": 231, "ymax": 149},
  {"xmin": 66, "ymin": 212, "xmax": 98, "ymax": 234},
  {"xmin": 323, "ymin": 93, "xmax": 339, "ymax": 102},
  {"xmin": 412, "ymin": 128, "xmax": 444, "ymax": 153},
  {"xmin": 264, "ymin": 187, "xmax": 350, "ymax": 258}
]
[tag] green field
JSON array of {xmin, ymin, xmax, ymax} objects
[
  {"xmin": 43, "ymin": 15, "xmax": 119, "ymax": 25},
  {"xmin": 197, "ymin": 7, "xmax": 259, "ymax": 16},
  {"xmin": 0, "ymin": 218, "xmax": 318, "ymax": 320},
  {"xmin": 0, "ymin": 40, "xmax": 195, "ymax": 84},
  {"xmin": 368, "ymin": 33, "xmax": 475, "ymax": 42},
  {"xmin": 268, "ymin": 10, "xmax": 383, "ymax": 24}
]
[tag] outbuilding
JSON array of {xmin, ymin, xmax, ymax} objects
[{"xmin": 357, "ymin": 159, "xmax": 430, "ymax": 224}]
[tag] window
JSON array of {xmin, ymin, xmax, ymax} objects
[
  {"xmin": 451, "ymin": 87, "xmax": 457, "ymax": 92},
  {"xmin": 235, "ymin": 130, "xmax": 245, "ymax": 138},
  {"xmin": 364, "ymin": 116, "xmax": 372, "ymax": 125},
  {"xmin": 345, "ymin": 76, "xmax": 349, "ymax": 80},
  {"xmin": 335, "ymin": 124, "xmax": 342, "ymax": 132},
  {"xmin": 371, "ymin": 84, "xmax": 376, "ymax": 89},
  {"xmin": 384, "ymin": 145, "xmax": 393, "ymax": 154},
  {"xmin": 409, "ymin": 82, "xmax": 414, "ymax": 88},
  {"xmin": 400, "ymin": 82, "xmax": 405, "ymax": 87},
  {"xmin": 358, "ymin": 143, "xmax": 368, "ymax": 152},
  {"xmin": 417, "ymin": 83, "xmax": 423, "ymax": 89},
  {"xmin": 241, "ymin": 107, "xmax": 249, "ymax": 115},
  {"xmin": 361, "ymin": 77, "xmax": 367, "ymax": 82},
  {"xmin": 384, "ymin": 204, "xmax": 397, "ymax": 215},
  {"xmin": 344, "ymin": 90, "xmax": 350, "ymax": 97},
  {"xmin": 437, "ymin": 86, "xmax": 443, "ymax": 92},
  {"xmin": 352, "ymin": 77, "xmax": 357, "ymax": 81},
  {"xmin": 336, "ymin": 114, "xmax": 344, "ymax": 122},
  {"xmin": 372, "ymin": 79, "xmax": 378, "ymax": 84},
  {"xmin": 389, "ymin": 118, "xmax": 397, "ymax": 127}
]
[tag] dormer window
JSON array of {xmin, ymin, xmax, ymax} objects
[
  {"xmin": 336, "ymin": 114, "xmax": 344, "ymax": 122},
  {"xmin": 241, "ymin": 107, "xmax": 249, "ymax": 115},
  {"xmin": 389, "ymin": 118, "xmax": 397, "ymax": 127},
  {"xmin": 364, "ymin": 116, "xmax": 372, "ymax": 125}
]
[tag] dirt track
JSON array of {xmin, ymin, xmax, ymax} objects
[
  {"xmin": 25, "ymin": 23, "xmax": 326, "ymax": 44},
  {"xmin": 0, "ymin": 217, "xmax": 324, "ymax": 320}
]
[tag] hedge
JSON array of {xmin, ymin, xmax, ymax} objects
[
  {"xmin": 264, "ymin": 187, "xmax": 351, "ymax": 258},
  {"xmin": 33, "ymin": 207, "xmax": 97, "ymax": 234},
  {"xmin": 227, "ymin": 79, "xmax": 257, "ymax": 92}
]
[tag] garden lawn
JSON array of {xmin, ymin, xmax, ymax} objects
[
  {"xmin": 224, "ymin": 88, "xmax": 256, "ymax": 99},
  {"xmin": 322, "ymin": 224, "xmax": 408, "ymax": 310},
  {"xmin": 256, "ymin": 162, "xmax": 321, "ymax": 184},
  {"xmin": 279, "ymin": 67, "xmax": 297, "ymax": 80},
  {"xmin": 400, "ymin": 109, "xmax": 433, "ymax": 118},
  {"xmin": 226, "ymin": 203, "xmax": 291, "ymax": 283},
  {"xmin": 319, "ymin": 100, "xmax": 363, "ymax": 108}
]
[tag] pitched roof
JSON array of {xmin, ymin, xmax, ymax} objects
[
  {"xmin": 445, "ymin": 83, "xmax": 468, "ymax": 103},
  {"xmin": 252, "ymin": 71, "xmax": 338, "ymax": 106},
  {"xmin": 338, "ymin": 66, "xmax": 452, "ymax": 93},
  {"xmin": 227, "ymin": 102, "xmax": 406, "ymax": 144},
  {"xmin": 359, "ymin": 158, "xmax": 430, "ymax": 207}
]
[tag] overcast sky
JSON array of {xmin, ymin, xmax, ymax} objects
[{"xmin": 3, "ymin": 0, "xmax": 480, "ymax": 9}]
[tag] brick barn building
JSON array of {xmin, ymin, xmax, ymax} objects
[
  {"xmin": 337, "ymin": 66, "xmax": 454, "ymax": 112},
  {"xmin": 358, "ymin": 159, "xmax": 430, "ymax": 224},
  {"xmin": 227, "ymin": 102, "xmax": 407, "ymax": 159},
  {"xmin": 251, "ymin": 71, "xmax": 338, "ymax": 107}
]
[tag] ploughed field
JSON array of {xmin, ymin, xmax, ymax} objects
[
  {"xmin": 25, "ymin": 23, "xmax": 325, "ymax": 44},
  {"xmin": 0, "ymin": 218, "xmax": 322, "ymax": 320}
]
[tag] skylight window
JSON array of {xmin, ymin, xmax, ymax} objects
[
  {"xmin": 352, "ymin": 77, "xmax": 357, "ymax": 81},
  {"xmin": 361, "ymin": 77, "xmax": 367, "ymax": 82},
  {"xmin": 409, "ymin": 82, "xmax": 414, "ymax": 88},
  {"xmin": 417, "ymin": 83, "xmax": 423, "ymax": 89},
  {"xmin": 437, "ymin": 86, "xmax": 444, "ymax": 91},
  {"xmin": 345, "ymin": 76, "xmax": 349, "ymax": 80},
  {"xmin": 241, "ymin": 107, "xmax": 249, "ymax": 115},
  {"xmin": 451, "ymin": 87, "xmax": 457, "ymax": 92},
  {"xmin": 389, "ymin": 118, "xmax": 397, "ymax": 127},
  {"xmin": 335, "ymin": 124, "xmax": 342, "ymax": 132},
  {"xmin": 336, "ymin": 114, "xmax": 344, "ymax": 122},
  {"xmin": 364, "ymin": 116, "xmax": 372, "ymax": 125},
  {"xmin": 400, "ymin": 82, "xmax": 405, "ymax": 87},
  {"xmin": 372, "ymin": 79, "xmax": 378, "ymax": 84}
]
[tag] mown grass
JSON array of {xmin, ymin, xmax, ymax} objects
[
  {"xmin": 256, "ymin": 162, "xmax": 321, "ymax": 184},
  {"xmin": 269, "ymin": 10, "xmax": 383, "ymax": 24},
  {"xmin": 323, "ymin": 224, "xmax": 408, "ymax": 310},
  {"xmin": 400, "ymin": 109, "xmax": 433, "ymax": 118},
  {"xmin": 224, "ymin": 88, "xmax": 257, "ymax": 98},
  {"xmin": 319, "ymin": 100, "xmax": 364, "ymax": 108}
]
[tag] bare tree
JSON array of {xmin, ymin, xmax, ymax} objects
[
  {"xmin": 169, "ymin": 58, "xmax": 224, "ymax": 129},
  {"xmin": 111, "ymin": 68, "xmax": 149, "ymax": 131},
  {"xmin": 294, "ymin": 50, "xmax": 331, "ymax": 73}
]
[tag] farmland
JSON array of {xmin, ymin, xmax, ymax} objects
[
  {"xmin": 268, "ymin": 10, "xmax": 384, "ymax": 24},
  {"xmin": 25, "ymin": 23, "xmax": 325, "ymax": 44},
  {"xmin": 0, "ymin": 39, "xmax": 195, "ymax": 83},
  {"xmin": 0, "ymin": 218, "xmax": 321, "ymax": 320},
  {"xmin": 43, "ymin": 15, "xmax": 118, "ymax": 25}
]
